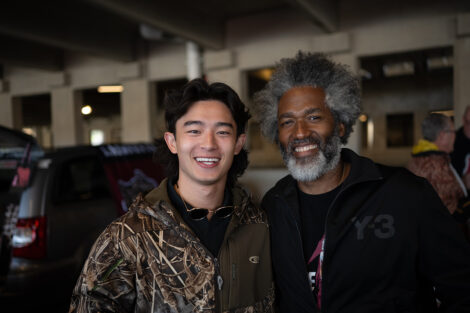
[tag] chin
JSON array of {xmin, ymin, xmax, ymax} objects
[{"xmin": 287, "ymin": 150, "xmax": 340, "ymax": 183}]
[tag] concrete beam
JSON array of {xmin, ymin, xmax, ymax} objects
[
  {"xmin": 0, "ymin": 1, "xmax": 136, "ymax": 62},
  {"xmin": 0, "ymin": 35, "xmax": 63, "ymax": 71},
  {"xmin": 286, "ymin": 0, "xmax": 339, "ymax": 33},
  {"xmin": 457, "ymin": 13, "xmax": 470, "ymax": 37},
  {"xmin": 86, "ymin": 0, "xmax": 225, "ymax": 49}
]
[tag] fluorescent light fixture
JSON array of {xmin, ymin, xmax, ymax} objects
[
  {"xmin": 383, "ymin": 61, "xmax": 415, "ymax": 77},
  {"xmin": 98, "ymin": 85, "xmax": 123, "ymax": 93},
  {"xmin": 431, "ymin": 109, "xmax": 454, "ymax": 117},
  {"xmin": 358, "ymin": 68, "xmax": 372, "ymax": 79},
  {"xmin": 367, "ymin": 119, "xmax": 374, "ymax": 148},
  {"xmin": 427, "ymin": 56, "xmax": 453, "ymax": 70},
  {"xmin": 22, "ymin": 127, "xmax": 36, "ymax": 137},
  {"xmin": 81, "ymin": 105, "xmax": 92, "ymax": 115}
]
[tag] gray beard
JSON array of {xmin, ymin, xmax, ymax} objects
[{"xmin": 281, "ymin": 135, "xmax": 342, "ymax": 182}]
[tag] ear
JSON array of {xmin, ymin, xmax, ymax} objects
[
  {"xmin": 338, "ymin": 122, "xmax": 346, "ymax": 138},
  {"xmin": 164, "ymin": 132, "xmax": 178, "ymax": 154},
  {"xmin": 234, "ymin": 134, "xmax": 246, "ymax": 155}
]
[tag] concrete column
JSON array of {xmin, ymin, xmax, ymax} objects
[
  {"xmin": 0, "ymin": 93, "xmax": 14, "ymax": 128},
  {"xmin": 51, "ymin": 87, "xmax": 83, "ymax": 147},
  {"xmin": 454, "ymin": 37, "xmax": 470, "ymax": 128},
  {"xmin": 0, "ymin": 94, "xmax": 23, "ymax": 130},
  {"xmin": 121, "ymin": 79, "xmax": 155, "ymax": 143},
  {"xmin": 186, "ymin": 41, "xmax": 202, "ymax": 80},
  {"xmin": 206, "ymin": 68, "xmax": 242, "ymax": 95}
]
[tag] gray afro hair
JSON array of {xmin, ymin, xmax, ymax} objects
[{"xmin": 252, "ymin": 51, "xmax": 362, "ymax": 144}]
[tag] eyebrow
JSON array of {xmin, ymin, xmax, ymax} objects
[
  {"xmin": 183, "ymin": 120, "xmax": 234, "ymax": 129},
  {"xmin": 278, "ymin": 107, "xmax": 321, "ymax": 119}
]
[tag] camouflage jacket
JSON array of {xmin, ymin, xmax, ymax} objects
[{"xmin": 69, "ymin": 178, "xmax": 275, "ymax": 313}]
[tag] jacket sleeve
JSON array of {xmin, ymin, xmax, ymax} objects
[
  {"xmin": 69, "ymin": 228, "xmax": 136, "ymax": 313},
  {"xmin": 261, "ymin": 192, "xmax": 319, "ymax": 313},
  {"xmin": 417, "ymin": 180, "xmax": 470, "ymax": 312}
]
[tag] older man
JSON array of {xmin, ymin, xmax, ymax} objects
[
  {"xmin": 408, "ymin": 113, "xmax": 467, "ymax": 215},
  {"xmin": 253, "ymin": 51, "xmax": 470, "ymax": 313}
]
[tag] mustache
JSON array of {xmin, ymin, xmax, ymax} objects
[{"xmin": 285, "ymin": 136, "xmax": 323, "ymax": 154}]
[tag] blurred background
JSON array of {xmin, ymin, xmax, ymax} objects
[
  {"xmin": 0, "ymin": 0, "xmax": 470, "ymax": 311},
  {"xmin": 1, "ymin": 0, "xmax": 470, "ymax": 193}
]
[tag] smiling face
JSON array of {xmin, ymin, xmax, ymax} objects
[
  {"xmin": 164, "ymin": 100, "xmax": 246, "ymax": 188},
  {"xmin": 277, "ymin": 86, "xmax": 344, "ymax": 182}
]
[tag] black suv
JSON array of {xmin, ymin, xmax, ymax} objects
[{"xmin": 0, "ymin": 136, "xmax": 165, "ymax": 312}]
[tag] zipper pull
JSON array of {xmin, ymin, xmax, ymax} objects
[
  {"xmin": 217, "ymin": 275, "xmax": 224, "ymax": 290},
  {"xmin": 213, "ymin": 257, "xmax": 223, "ymax": 290}
]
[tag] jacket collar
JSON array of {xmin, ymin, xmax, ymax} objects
[
  {"xmin": 341, "ymin": 148, "xmax": 383, "ymax": 187},
  {"xmin": 142, "ymin": 177, "xmax": 253, "ymax": 228}
]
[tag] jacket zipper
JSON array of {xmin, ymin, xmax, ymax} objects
[
  {"xmin": 214, "ymin": 256, "xmax": 223, "ymax": 312},
  {"xmin": 276, "ymin": 176, "xmax": 382, "ymax": 310}
]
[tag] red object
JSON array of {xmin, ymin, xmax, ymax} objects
[
  {"xmin": 11, "ymin": 142, "xmax": 32, "ymax": 188},
  {"xmin": 103, "ymin": 158, "xmax": 165, "ymax": 215},
  {"xmin": 12, "ymin": 216, "xmax": 47, "ymax": 259}
]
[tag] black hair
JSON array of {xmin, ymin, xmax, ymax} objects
[{"xmin": 154, "ymin": 78, "xmax": 250, "ymax": 187}]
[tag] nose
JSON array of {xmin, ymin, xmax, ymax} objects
[
  {"xmin": 201, "ymin": 132, "xmax": 217, "ymax": 150},
  {"xmin": 293, "ymin": 119, "xmax": 309, "ymax": 139}
]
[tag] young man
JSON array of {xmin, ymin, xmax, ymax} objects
[
  {"xmin": 70, "ymin": 79, "xmax": 275, "ymax": 313},
  {"xmin": 253, "ymin": 52, "xmax": 470, "ymax": 313}
]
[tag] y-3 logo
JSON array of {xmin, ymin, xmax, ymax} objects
[{"xmin": 352, "ymin": 215, "xmax": 395, "ymax": 240}]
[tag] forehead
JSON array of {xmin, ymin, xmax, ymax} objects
[
  {"xmin": 278, "ymin": 86, "xmax": 329, "ymax": 114},
  {"xmin": 178, "ymin": 100, "xmax": 235, "ymax": 124}
]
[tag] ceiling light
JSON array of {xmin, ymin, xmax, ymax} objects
[
  {"xmin": 358, "ymin": 69, "xmax": 372, "ymax": 79},
  {"xmin": 383, "ymin": 61, "xmax": 415, "ymax": 77},
  {"xmin": 81, "ymin": 105, "xmax": 92, "ymax": 115},
  {"xmin": 252, "ymin": 69, "xmax": 274, "ymax": 81},
  {"xmin": 97, "ymin": 85, "xmax": 123, "ymax": 93}
]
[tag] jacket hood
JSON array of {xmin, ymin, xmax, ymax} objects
[{"xmin": 412, "ymin": 139, "xmax": 439, "ymax": 155}]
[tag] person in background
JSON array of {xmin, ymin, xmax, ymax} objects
[
  {"xmin": 69, "ymin": 78, "xmax": 275, "ymax": 313},
  {"xmin": 452, "ymin": 105, "xmax": 470, "ymax": 189},
  {"xmin": 408, "ymin": 113, "xmax": 466, "ymax": 215},
  {"xmin": 253, "ymin": 51, "xmax": 470, "ymax": 313}
]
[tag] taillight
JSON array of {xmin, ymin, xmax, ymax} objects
[{"xmin": 12, "ymin": 216, "xmax": 47, "ymax": 259}]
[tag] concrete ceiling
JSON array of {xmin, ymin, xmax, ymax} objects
[{"xmin": 0, "ymin": 0, "xmax": 339, "ymax": 72}]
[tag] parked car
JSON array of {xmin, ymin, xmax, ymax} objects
[
  {"xmin": 0, "ymin": 126, "xmax": 44, "ymax": 282},
  {"xmin": 0, "ymin": 141, "xmax": 165, "ymax": 312}
]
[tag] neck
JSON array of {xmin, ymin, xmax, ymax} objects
[
  {"xmin": 175, "ymin": 175, "xmax": 226, "ymax": 211},
  {"xmin": 297, "ymin": 160, "xmax": 349, "ymax": 195}
]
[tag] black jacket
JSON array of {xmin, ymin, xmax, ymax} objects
[{"xmin": 263, "ymin": 149, "xmax": 470, "ymax": 313}]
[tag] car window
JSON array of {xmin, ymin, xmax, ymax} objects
[{"xmin": 54, "ymin": 156, "xmax": 110, "ymax": 203}]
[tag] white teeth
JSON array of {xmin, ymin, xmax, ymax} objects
[
  {"xmin": 196, "ymin": 157, "xmax": 219, "ymax": 162},
  {"xmin": 295, "ymin": 145, "xmax": 317, "ymax": 152}
]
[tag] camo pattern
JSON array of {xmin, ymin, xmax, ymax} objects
[{"xmin": 69, "ymin": 182, "xmax": 275, "ymax": 313}]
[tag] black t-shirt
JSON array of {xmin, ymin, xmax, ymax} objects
[
  {"xmin": 167, "ymin": 177, "xmax": 231, "ymax": 257},
  {"xmin": 298, "ymin": 184, "xmax": 342, "ymax": 291}
]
